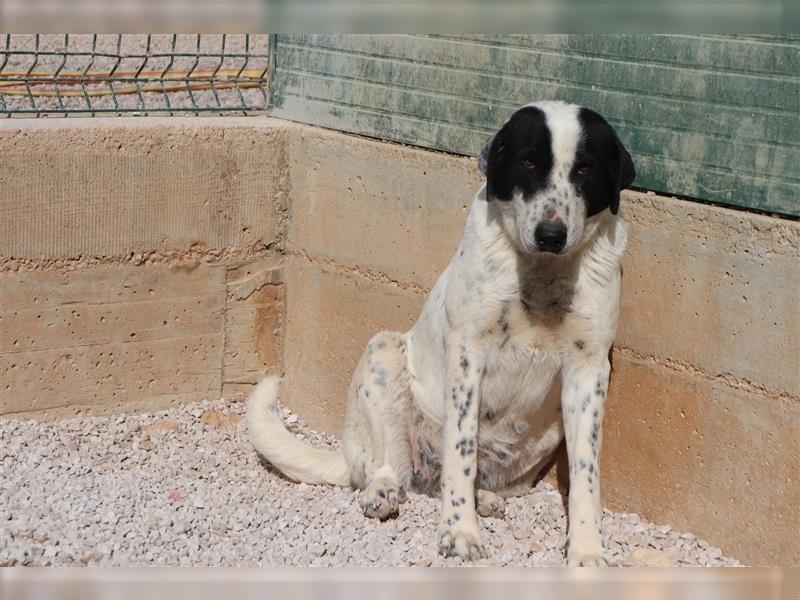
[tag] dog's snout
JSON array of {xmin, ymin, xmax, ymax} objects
[{"xmin": 534, "ymin": 220, "xmax": 567, "ymax": 254}]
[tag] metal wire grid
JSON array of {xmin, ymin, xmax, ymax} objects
[{"xmin": 0, "ymin": 34, "xmax": 272, "ymax": 116}]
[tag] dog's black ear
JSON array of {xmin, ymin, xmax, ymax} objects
[
  {"xmin": 477, "ymin": 133, "xmax": 495, "ymax": 175},
  {"xmin": 611, "ymin": 137, "xmax": 636, "ymax": 215},
  {"xmin": 478, "ymin": 127, "xmax": 507, "ymax": 201}
]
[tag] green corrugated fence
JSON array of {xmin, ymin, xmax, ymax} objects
[{"xmin": 268, "ymin": 34, "xmax": 799, "ymax": 217}]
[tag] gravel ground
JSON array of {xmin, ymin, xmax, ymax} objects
[
  {"xmin": 0, "ymin": 399, "xmax": 741, "ymax": 567},
  {"xmin": 1, "ymin": 34, "xmax": 269, "ymax": 115}
]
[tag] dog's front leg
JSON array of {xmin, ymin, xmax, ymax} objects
[
  {"xmin": 437, "ymin": 335, "xmax": 486, "ymax": 561},
  {"xmin": 561, "ymin": 352, "xmax": 611, "ymax": 566}
]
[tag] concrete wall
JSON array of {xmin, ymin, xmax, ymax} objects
[
  {"xmin": 1, "ymin": 119, "xmax": 290, "ymax": 415},
  {"xmin": 2, "ymin": 118, "xmax": 798, "ymax": 565}
]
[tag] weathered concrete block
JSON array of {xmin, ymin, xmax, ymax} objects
[
  {"xmin": 602, "ymin": 353, "xmax": 800, "ymax": 565},
  {"xmin": 620, "ymin": 191, "xmax": 800, "ymax": 397},
  {"xmin": 0, "ymin": 118, "xmax": 289, "ymax": 261},
  {"xmin": 288, "ymin": 127, "xmax": 479, "ymax": 289},
  {"xmin": 1, "ymin": 264, "xmax": 226, "ymax": 416}
]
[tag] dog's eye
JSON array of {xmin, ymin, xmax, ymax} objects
[
  {"xmin": 577, "ymin": 164, "xmax": 592, "ymax": 175},
  {"xmin": 522, "ymin": 159, "xmax": 536, "ymax": 169}
]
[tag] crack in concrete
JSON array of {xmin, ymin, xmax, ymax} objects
[
  {"xmin": 288, "ymin": 248, "xmax": 431, "ymax": 296},
  {"xmin": 232, "ymin": 280, "xmax": 283, "ymax": 302},
  {"xmin": 615, "ymin": 345, "xmax": 798, "ymax": 403}
]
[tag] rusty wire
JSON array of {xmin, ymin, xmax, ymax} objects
[{"xmin": 0, "ymin": 34, "xmax": 271, "ymax": 116}]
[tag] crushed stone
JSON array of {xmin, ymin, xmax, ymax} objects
[{"xmin": 0, "ymin": 399, "xmax": 741, "ymax": 567}]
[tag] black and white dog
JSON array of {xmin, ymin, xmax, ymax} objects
[{"xmin": 248, "ymin": 101, "xmax": 635, "ymax": 565}]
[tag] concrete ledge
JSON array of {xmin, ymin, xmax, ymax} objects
[{"xmin": 2, "ymin": 117, "xmax": 798, "ymax": 564}]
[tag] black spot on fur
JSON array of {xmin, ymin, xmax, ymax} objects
[
  {"xmin": 455, "ymin": 438, "xmax": 476, "ymax": 457},
  {"xmin": 574, "ymin": 340, "xmax": 585, "ymax": 351},
  {"xmin": 457, "ymin": 403, "xmax": 470, "ymax": 430},
  {"xmin": 460, "ymin": 356, "xmax": 470, "ymax": 373},
  {"xmin": 371, "ymin": 364, "xmax": 388, "ymax": 387},
  {"xmin": 595, "ymin": 377, "xmax": 606, "ymax": 395},
  {"xmin": 499, "ymin": 315, "xmax": 509, "ymax": 334}
]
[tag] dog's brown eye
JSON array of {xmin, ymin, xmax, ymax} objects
[
  {"xmin": 523, "ymin": 159, "xmax": 536, "ymax": 169},
  {"xmin": 577, "ymin": 164, "xmax": 592, "ymax": 175}
]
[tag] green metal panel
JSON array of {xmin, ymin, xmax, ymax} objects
[{"xmin": 268, "ymin": 35, "xmax": 800, "ymax": 216}]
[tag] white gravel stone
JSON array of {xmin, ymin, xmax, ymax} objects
[{"xmin": 0, "ymin": 398, "xmax": 742, "ymax": 567}]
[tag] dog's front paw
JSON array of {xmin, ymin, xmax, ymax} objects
[
  {"xmin": 438, "ymin": 523, "xmax": 487, "ymax": 561},
  {"xmin": 568, "ymin": 552, "xmax": 608, "ymax": 567},
  {"xmin": 360, "ymin": 478, "xmax": 401, "ymax": 521}
]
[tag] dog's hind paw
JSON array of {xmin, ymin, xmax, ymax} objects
[
  {"xmin": 360, "ymin": 478, "xmax": 401, "ymax": 521},
  {"xmin": 476, "ymin": 490, "xmax": 506, "ymax": 519}
]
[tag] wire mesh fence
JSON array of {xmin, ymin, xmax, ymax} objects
[{"xmin": 0, "ymin": 34, "xmax": 272, "ymax": 116}]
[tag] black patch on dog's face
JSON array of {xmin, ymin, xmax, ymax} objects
[
  {"xmin": 573, "ymin": 108, "xmax": 636, "ymax": 216},
  {"xmin": 482, "ymin": 107, "xmax": 553, "ymax": 202}
]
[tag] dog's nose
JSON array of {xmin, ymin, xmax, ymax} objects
[{"xmin": 534, "ymin": 221, "xmax": 567, "ymax": 254}]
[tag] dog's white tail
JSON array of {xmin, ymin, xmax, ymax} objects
[{"xmin": 246, "ymin": 376, "xmax": 351, "ymax": 486}]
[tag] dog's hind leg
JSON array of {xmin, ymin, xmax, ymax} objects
[{"xmin": 342, "ymin": 331, "xmax": 413, "ymax": 521}]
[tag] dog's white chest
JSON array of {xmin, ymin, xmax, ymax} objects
[{"xmin": 478, "ymin": 288, "xmax": 564, "ymax": 416}]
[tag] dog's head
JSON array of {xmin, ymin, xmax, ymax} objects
[{"xmin": 478, "ymin": 101, "xmax": 635, "ymax": 256}]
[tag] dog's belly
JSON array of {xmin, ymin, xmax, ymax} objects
[{"xmin": 406, "ymin": 323, "xmax": 564, "ymax": 493}]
